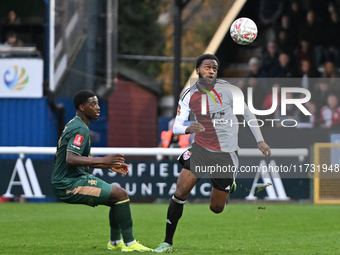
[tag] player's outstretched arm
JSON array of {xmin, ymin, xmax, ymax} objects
[
  {"xmin": 258, "ymin": 141, "xmax": 271, "ymax": 157},
  {"xmin": 66, "ymin": 152, "xmax": 128, "ymax": 173},
  {"xmin": 66, "ymin": 152, "xmax": 129, "ymax": 175}
]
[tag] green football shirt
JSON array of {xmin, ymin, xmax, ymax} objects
[{"xmin": 52, "ymin": 116, "xmax": 91, "ymax": 188}]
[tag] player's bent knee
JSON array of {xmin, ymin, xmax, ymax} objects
[
  {"xmin": 110, "ymin": 186, "xmax": 128, "ymax": 201},
  {"xmin": 210, "ymin": 204, "xmax": 224, "ymax": 214}
]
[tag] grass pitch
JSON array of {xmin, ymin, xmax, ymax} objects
[{"xmin": 0, "ymin": 203, "xmax": 339, "ymax": 255}]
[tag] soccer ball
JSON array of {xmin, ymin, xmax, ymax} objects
[{"xmin": 230, "ymin": 17, "xmax": 258, "ymax": 45}]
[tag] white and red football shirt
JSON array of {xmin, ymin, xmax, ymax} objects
[{"xmin": 176, "ymin": 80, "xmax": 264, "ymax": 152}]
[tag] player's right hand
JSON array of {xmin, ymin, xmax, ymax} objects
[
  {"xmin": 110, "ymin": 162, "xmax": 129, "ymax": 176},
  {"xmin": 258, "ymin": 141, "xmax": 271, "ymax": 157},
  {"xmin": 187, "ymin": 122, "xmax": 205, "ymax": 134}
]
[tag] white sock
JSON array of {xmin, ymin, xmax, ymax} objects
[
  {"xmin": 110, "ymin": 240, "xmax": 122, "ymax": 246},
  {"xmin": 125, "ymin": 240, "xmax": 136, "ymax": 247}
]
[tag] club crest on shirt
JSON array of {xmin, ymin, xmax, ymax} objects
[
  {"xmin": 73, "ymin": 134, "xmax": 84, "ymax": 147},
  {"xmin": 214, "ymin": 93, "xmax": 223, "ymax": 102},
  {"xmin": 182, "ymin": 150, "xmax": 192, "ymax": 160}
]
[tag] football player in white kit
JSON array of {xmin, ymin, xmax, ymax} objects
[{"xmin": 153, "ymin": 54, "xmax": 271, "ymax": 253}]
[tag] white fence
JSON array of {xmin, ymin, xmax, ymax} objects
[{"xmin": 0, "ymin": 147, "xmax": 308, "ymax": 161}]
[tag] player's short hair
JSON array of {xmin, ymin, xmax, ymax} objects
[
  {"xmin": 73, "ymin": 90, "xmax": 96, "ymax": 110},
  {"xmin": 196, "ymin": 54, "xmax": 220, "ymax": 69}
]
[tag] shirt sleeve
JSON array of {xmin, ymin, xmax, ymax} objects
[
  {"xmin": 66, "ymin": 127, "xmax": 90, "ymax": 156},
  {"xmin": 173, "ymin": 89, "xmax": 191, "ymax": 135},
  {"xmin": 175, "ymin": 88, "xmax": 191, "ymax": 121},
  {"xmin": 227, "ymin": 88, "xmax": 264, "ymax": 143},
  {"xmin": 173, "ymin": 118, "xmax": 187, "ymax": 135}
]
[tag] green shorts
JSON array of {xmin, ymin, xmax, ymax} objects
[{"xmin": 53, "ymin": 175, "xmax": 112, "ymax": 207}]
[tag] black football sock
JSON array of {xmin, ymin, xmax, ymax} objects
[
  {"xmin": 114, "ymin": 199, "xmax": 134, "ymax": 243},
  {"xmin": 109, "ymin": 207, "xmax": 121, "ymax": 242},
  {"xmin": 164, "ymin": 195, "xmax": 186, "ymax": 245}
]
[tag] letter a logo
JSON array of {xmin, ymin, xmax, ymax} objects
[
  {"xmin": 3, "ymin": 158, "xmax": 45, "ymax": 198},
  {"xmin": 245, "ymin": 160, "xmax": 289, "ymax": 201}
]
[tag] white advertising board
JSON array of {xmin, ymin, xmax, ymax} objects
[{"xmin": 0, "ymin": 58, "xmax": 43, "ymax": 98}]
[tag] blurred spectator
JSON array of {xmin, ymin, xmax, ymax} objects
[
  {"xmin": 309, "ymin": 0, "xmax": 337, "ymax": 25},
  {"xmin": 159, "ymin": 118, "xmax": 190, "ymax": 149},
  {"xmin": 324, "ymin": 11, "xmax": 340, "ymax": 67},
  {"xmin": 322, "ymin": 61, "xmax": 340, "ymax": 91},
  {"xmin": 4, "ymin": 10, "xmax": 21, "ymax": 24},
  {"xmin": 275, "ymin": 14, "xmax": 297, "ymax": 51},
  {"xmin": 243, "ymin": 76, "xmax": 266, "ymax": 112},
  {"xmin": 263, "ymin": 83, "xmax": 281, "ymax": 121},
  {"xmin": 288, "ymin": 0, "xmax": 306, "ymax": 27},
  {"xmin": 274, "ymin": 92, "xmax": 300, "ymax": 127},
  {"xmin": 312, "ymin": 79, "xmax": 331, "ymax": 115},
  {"xmin": 295, "ymin": 40, "xmax": 315, "ymax": 67},
  {"xmin": 258, "ymin": 0, "xmax": 284, "ymax": 42},
  {"xmin": 276, "ymin": 29, "xmax": 294, "ymax": 57},
  {"xmin": 272, "ymin": 52, "xmax": 296, "ymax": 78},
  {"xmin": 322, "ymin": 61, "xmax": 339, "ymax": 78},
  {"xmin": 277, "ymin": 14, "xmax": 293, "ymax": 33},
  {"xmin": 4, "ymin": 31, "xmax": 23, "ymax": 47},
  {"xmin": 299, "ymin": 10, "xmax": 324, "ymax": 67},
  {"xmin": 297, "ymin": 59, "xmax": 320, "ymax": 91},
  {"xmin": 244, "ymin": 57, "xmax": 267, "ymax": 90},
  {"xmin": 261, "ymin": 41, "xmax": 280, "ymax": 77},
  {"xmin": 320, "ymin": 94, "xmax": 340, "ymax": 128},
  {"xmin": 259, "ymin": 0, "xmax": 284, "ymax": 26},
  {"xmin": 296, "ymin": 101, "xmax": 317, "ymax": 128},
  {"xmin": 245, "ymin": 57, "xmax": 266, "ymax": 78}
]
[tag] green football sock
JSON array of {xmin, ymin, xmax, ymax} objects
[
  {"xmin": 114, "ymin": 199, "xmax": 134, "ymax": 243},
  {"xmin": 109, "ymin": 207, "xmax": 121, "ymax": 241}
]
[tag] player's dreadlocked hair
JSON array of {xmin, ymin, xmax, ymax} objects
[
  {"xmin": 73, "ymin": 90, "xmax": 96, "ymax": 110},
  {"xmin": 196, "ymin": 54, "xmax": 220, "ymax": 69}
]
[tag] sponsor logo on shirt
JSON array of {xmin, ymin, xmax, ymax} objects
[
  {"xmin": 71, "ymin": 144, "xmax": 81, "ymax": 150},
  {"xmin": 88, "ymin": 180, "xmax": 98, "ymax": 186}
]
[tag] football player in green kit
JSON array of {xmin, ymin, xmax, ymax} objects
[{"xmin": 52, "ymin": 90, "xmax": 152, "ymax": 252}]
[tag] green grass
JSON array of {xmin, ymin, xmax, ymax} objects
[{"xmin": 0, "ymin": 203, "xmax": 340, "ymax": 255}]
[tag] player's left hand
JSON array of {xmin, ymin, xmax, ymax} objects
[
  {"xmin": 258, "ymin": 141, "xmax": 271, "ymax": 157},
  {"xmin": 110, "ymin": 162, "xmax": 129, "ymax": 176}
]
